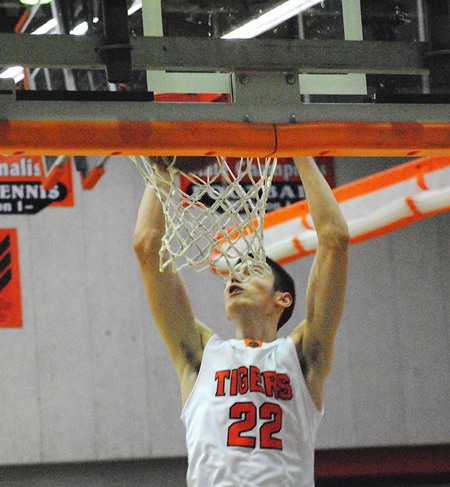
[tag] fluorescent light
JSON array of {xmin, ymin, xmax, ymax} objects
[
  {"xmin": 20, "ymin": 0, "xmax": 52, "ymax": 5},
  {"xmin": 0, "ymin": 66, "xmax": 25, "ymax": 83},
  {"xmin": 222, "ymin": 0, "xmax": 322, "ymax": 39},
  {"xmin": 128, "ymin": 1, "xmax": 142, "ymax": 16},
  {"xmin": 70, "ymin": 21, "xmax": 88, "ymax": 35},
  {"xmin": 31, "ymin": 18, "xmax": 57, "ymax": 35}
]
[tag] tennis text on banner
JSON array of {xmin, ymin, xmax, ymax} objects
[{"xmin": 0, "ymin": 155, "xmax": 74, "ymax": 214}]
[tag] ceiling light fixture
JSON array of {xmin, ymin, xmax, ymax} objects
[
  {"xmin": 0, "ymin": 66, "xmax": 25, "ymax": 83},
  {"xmin": 30, "ymin": 18, "xmax": 57, "ymax": 35},
  {"xmin": 128, "ymin": 1, "xmax": 142, "ymax": 16},
  {"xmin": 70, "ymin": 21, "xmax": 88, "ymax": 35},
  {"xmin": 20, "ymin": 0, "xmax": 52, "ymax": 5}
]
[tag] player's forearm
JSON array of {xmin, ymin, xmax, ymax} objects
[
  {"xmin": 133, "ymin": 186, "xmax": 166, "ymax": 260},
  {"xmin": 293, "ymin": 157, "xmax": 349, "ymax": 242}
]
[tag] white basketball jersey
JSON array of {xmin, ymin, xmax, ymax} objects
[{"xmin": 181, "ymin": 334, "xmax": 323, "ymax": 487}]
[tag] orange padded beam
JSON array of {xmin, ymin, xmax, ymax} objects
[
  {"xmin": 275, "ymin": 122, "xmax": 450, "ymax": 157},
  {"xmin": 0, "ymin": 120, "xmax": 449, "ymax": 157},
  {"xmin": 0, "ymin": 120, "xmax": 276, "ymax": 158}
]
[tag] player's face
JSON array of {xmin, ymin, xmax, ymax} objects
[{"xmin": 224, "ymin": 262, "xmax": 276, "ymax": 320}]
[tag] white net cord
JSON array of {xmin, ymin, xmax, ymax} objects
[{"xmin": 131, "ymin": 156, "xmax": 277, "ymax": 281}]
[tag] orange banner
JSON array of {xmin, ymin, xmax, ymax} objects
[
  {"xmin": 0, "ymin": 229, "xmax": 22, "ymax": 328},
  {"xmin": 0, "ymin": 155, "xmax": 74, "ymax": 214}
]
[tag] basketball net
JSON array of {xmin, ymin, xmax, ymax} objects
[{"xmin": 131, "ymin": 156, "xmax": 278, "ymax": 280}]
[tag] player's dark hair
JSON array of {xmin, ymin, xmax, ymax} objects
[{"xmin": 265, "ymin": 257, "xmax": 296, "ymax": 330}]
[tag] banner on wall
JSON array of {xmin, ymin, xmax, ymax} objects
[
  {"xmin": 0, "ymin": 155, "xmax": 74, "ymax": 215},
  {"xmin": 0, "ymin": 228, "xmax": 22, "ymax": 328},
  {"xmin": 180, "ymin": 157, "xmax": 335, "ymax": 213},
  {"xmin": 265, "ymin": 157, "xmax": 335, "ymax": 212}
]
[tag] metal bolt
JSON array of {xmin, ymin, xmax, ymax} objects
[
  {"xmin": 289, "ymin": 115, "xmax": 297, "ymax": 123},
  {"xmin": 239, "ymin": 74, "xmax": 250, "ymax": 85},
  {"xmin": 285, "ymin": 73, "xmax": 296, "ymax": 85},
  {"xmin": 243, "ymin": 114, "xmax": 251, "ymax": 123}
]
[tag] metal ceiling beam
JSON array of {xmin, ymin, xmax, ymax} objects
[
  {"xmin": 0, "ymin": 33, "xmax": 430, "ymax": 74},
  {"xmin": 1, "ymin": 98, "xmax": 449, "ymax": 123}
]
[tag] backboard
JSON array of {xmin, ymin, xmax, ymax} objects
[{"xmin": 143, "ymin": 0, "xmax": 368, "ymax": 96}]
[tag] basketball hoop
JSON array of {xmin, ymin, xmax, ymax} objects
[{"xmin": 131, "ymin": 155, "xmax": 277, "ymax": 280}]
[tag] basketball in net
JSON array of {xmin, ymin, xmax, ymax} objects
[{"xmin": 131, "ymin": 155, "xmax": 278, "ymax": 281}]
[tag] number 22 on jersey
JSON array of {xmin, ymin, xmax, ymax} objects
[{"xmin": 227, "ymin": 402, "xmax": 283, "ymax": 450}]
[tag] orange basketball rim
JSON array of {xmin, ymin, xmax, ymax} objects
[{"xmin": 1, "ymin": 120, "xmax": 449, "ymax": 157}]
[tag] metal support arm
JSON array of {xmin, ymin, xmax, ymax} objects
[
  {"xmin": 0, "ymin": 34, "xmax": 430, "ymax": 75},
  {"xmin": 98, "ymin": 0, "xmax": 132, "ymax": 83}
]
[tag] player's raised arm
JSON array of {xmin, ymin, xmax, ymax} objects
[
  {"xmin": 133, "ymin": 181, "xmax": 212, "ymax": 402},
  {"xmin": 290, "ymin": 157, "xmax": 350, "ymax": 407}
]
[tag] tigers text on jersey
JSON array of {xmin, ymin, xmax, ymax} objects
[{"xmin": 181, "ymin": 334, "xmax": 323, "ymax": 487}]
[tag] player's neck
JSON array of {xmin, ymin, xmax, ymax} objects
[{"xmin": 234, "ymin": 315, "xmax": 278, "ymax": 343}]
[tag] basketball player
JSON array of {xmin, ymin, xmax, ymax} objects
[{"xmin": 134, "ymin": 156, "xmax": 349, "ymax": 486}]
